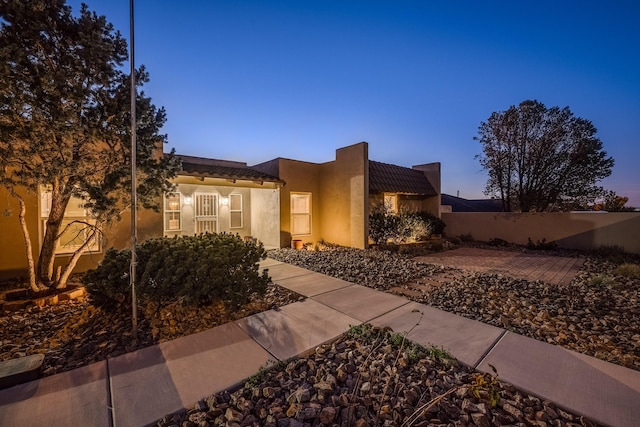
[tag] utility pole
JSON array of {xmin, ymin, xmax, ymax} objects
[{"xmin": 129, "ymin": 0, "xmax": 138, "ymax": 341}]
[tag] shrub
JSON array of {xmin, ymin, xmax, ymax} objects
[
  {"xmin": 368, "ymin": 204, "xmax": 400, "ymax": 245},
  {"xmin": 368, "ymin": 206, "xmax": 445, "ymax": 244},
  {"xmin": 526, "ymin": 238, "xmax": 558, "ymax": 250},
  {"xmin": 397, "ymin": 212, "xmax": 431, "ymax": 242},
  {"xmin": 83, "ymin": 233, "xmax": 270, "ymax": 310},
  {"xmin": 615, "ymin": 263, "xmax": 640, "ymax": 280},
  {"xmin": 459, "ymin": 233, "xmax": 474, "ymax": 242}
]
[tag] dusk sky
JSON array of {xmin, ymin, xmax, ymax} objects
[{"xmin": 70, "ymin": 0, "xmax": 640, "ymax": 206}]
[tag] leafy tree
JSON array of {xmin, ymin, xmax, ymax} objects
[
  {"xmin": 475, "ymin": 100, "xmax": 614, "ymax": 212},
  {"xmin": 594, "ymin": 190, "xmax": 632, "ymax": 212},
  {"xmin": 0, "ymin": 0, "xmax": 180, "ymax": 292}
]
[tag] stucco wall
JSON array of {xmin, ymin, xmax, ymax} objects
[
  {"xmin": 250, "ymin": 188, "xmax": 280, "ymax": 249},
  {"xmin": 271, "ymin": 142, "xmax": 369, "ymax": 249},
  {"xmin": 443, "ymin": 212, "xmax": 640, "ymax": 253},
  {"xmin": 0, "ymin": 185, "xmax": 162, "ymax": 280},
  {"xmin": 319, "ymin": 142, "xmax": 369, "ymax": 249}
]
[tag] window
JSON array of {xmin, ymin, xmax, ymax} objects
[
  {"xmin": 164, "ymin": 192, "xmax": 182, "ymax": 231},
  {"xmin": 229, "ymin": 194, "xmax": 243, "ymax": 228},
  {"xmin": 291, "ymin": 192, "xmax": 311, "ymax": 235},
  {"xmin": 384, "ymin": 193, "xmax": 398, "ymax": 214},
  {"xmin": 40, "ymin": 187, "xmax": 100, "ymax": 254}
]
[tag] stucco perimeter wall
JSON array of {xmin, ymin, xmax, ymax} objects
[
  {"xmin": 443, "ymin": 212, "xmax": 640, "ymax": 253},
  {"xmin": 319, "ymin": 142, "xmax": 369, "ymax": 249}
]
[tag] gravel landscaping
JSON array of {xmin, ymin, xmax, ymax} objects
[
  {"xmin": 269, "ymin": 245, "xmax": 640, "ymax": 371},
  {"xmin": 3, "ymin": 243, "xmax": 636, "ymax": 426},
  {"xmin": 0, "ymin": 282, "xmax": 302, "ymax": 376},
  {"xmin": 157, "ymin": 325, "xmax": 599, "ymax": 427}
]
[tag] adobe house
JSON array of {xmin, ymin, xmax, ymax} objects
[
  {"xmin": 0, "ymin": 141, "xmax": 441, "ymax": 279},
  {"xmin": 164, "ymin": 155, "xmax": 284, "ymax": 249},
  {"xmin": 253, "ymin": 141, "xmax": 441, "ymax": 249}
]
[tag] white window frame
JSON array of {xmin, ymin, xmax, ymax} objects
[
  {"xmin": 290, "ymin": 192, "xmax": 312, "ymax": 236},
  {"xmin": 164, "ymin": 192, "xmax": 182, "ymax": 232},
  {"xmin": 229, "ymin": 193, "xmax": 243, "ymax": 229},
  {"xmin": 39, "ymin": 186, "xmax": 101, "ymax": 255}
]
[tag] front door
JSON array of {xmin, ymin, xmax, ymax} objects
[{"xmin": 194, "ymin": 193, "xmax": 217, "ymax": 234}]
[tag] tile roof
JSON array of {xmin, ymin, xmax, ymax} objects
[
  {"xmin": 441, "ymin": 194, "xmax": 504, "ymax": 212},
  {"xmin": 177, "ymin": 155, "xmax": 284, "ymax": 184},
  {"xmin": 369, "ymin": 160, "xmax": 437, "ymax": 195}
]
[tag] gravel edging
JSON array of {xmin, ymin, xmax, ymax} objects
[{"xmin": 157, "ymin": 325, "xmax": 600, "ymax": 427}]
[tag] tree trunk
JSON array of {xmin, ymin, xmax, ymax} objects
[
  {"xmin": 55, "ymin": 224, "xmax": 100, "ymax": 289},
  {"xmin": 37, "ymin": 183, "xmax": 71, "ymax": 289},
  {"xmin": 8, "ymin": 188, "xmax": 41, "ymax": 293}
]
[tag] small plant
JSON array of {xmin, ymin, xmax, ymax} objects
[
  {"xmin": 459, "ymin": 233, "xmax": 474, "ymax": 242},
  {"xmin": 526, "ymin": 238, "xmax": 558, "ymax": 250},
  {"xmin": 244, "ymin": 359, "xmax": 288, "ymax": 389},
  {"xmin": 470, "ymin": 364, "xmax": 501, "ymax": 408},
  {"xmin": 614, "ymin": 263, "xmax": 640, "ymax": 280}
]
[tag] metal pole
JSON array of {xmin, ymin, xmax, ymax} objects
[{"xmin": 129, "ymin": 0, "xmax": 138, "ymax": 339}]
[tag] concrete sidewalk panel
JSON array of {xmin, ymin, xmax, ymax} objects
[
  {"xmin": 370, "ymin": 302, "xmax": 504, "ymax": 367},
  {"xmin": 477, "ymin": 332, "xmax": 640, "ymax": 427},
  {"xmin": 277, "ymin": 272, "xmax": 353, "ymax": 297},
  {"xmin": 259, "ymin": 258, "xmax": 284, "ymax": 268},
  {"xmin": 0, "ymin": 361, "xmax": 110, "ymax": 427},
  {"xmin": 235, "ymin": 299, "xmax": 360, "ymax": 360},
  {"xmin": 162, "ymin": 322, "xmax": 275, "ymax": 410},
  {"xmin": 312, "ymin": 285, "xmax": 409, "ymax": 322},
  {"xmin": 266, "ymin": 263, "xmax": 315, "ymax": 282},
  {"xmin": 109, "ymin": 345, "xmax": 180, "ymax": 427}
]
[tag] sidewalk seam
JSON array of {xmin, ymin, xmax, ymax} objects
[
  {"xmin": 474, "ymin": 330, "xmax": 508, "ymax": 369},
  {"xmin": 106, "ymin": 358, "xmax": 115, "ymax": 427}
]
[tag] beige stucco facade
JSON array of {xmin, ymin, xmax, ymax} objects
[
  {"xmin": 0, "ymin": 184, "xmax": 161, "ymax": 281},
  {"xmin": 166, "ymin": 176, "xmax": 281, "ymax": 249},
  {"xmin": 254, "ymin": 142, "xmax": 370, "ymax": 249}
]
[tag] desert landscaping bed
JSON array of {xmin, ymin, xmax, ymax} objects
[
  {"xmin": 0, "ymin": 282, "xmax": 302, "ymax": 376},
  {"xmin": 269, "ymin": 246, "xmax": 640, "ymax": 371},
  {"xmin": 2, "ymin": 244, "xmax": 635, "ymax": 426}
]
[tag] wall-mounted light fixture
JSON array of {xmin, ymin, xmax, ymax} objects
[
  {"xmin": 184, "ymin": 195, "xmax": 192, "ymax": 205},
  {"xmin": 221, "ymin": 196, "xmax": 229, "ymax": 206}
]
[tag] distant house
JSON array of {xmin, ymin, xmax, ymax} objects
[
  {"xmin": 0, "ymin": 141, "xmax": 441, "ymax": 279},
  {"xmin": 440, "ymin": 193, "xmax": 503, "ymax": 212}
]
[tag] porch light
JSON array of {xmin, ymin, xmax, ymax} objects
[
  {"xmin": 221, "ymin": 197, "xmax": 229, "ymax": 206},
  {"xmin": 184, "ymin": 196, "xmax": 192, "ymax": 205}
]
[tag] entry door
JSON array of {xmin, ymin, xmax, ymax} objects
[{"xmin": 194, "ymin": 193, "xmax": 217, "ymax": 234}]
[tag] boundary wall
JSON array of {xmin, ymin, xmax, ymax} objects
[{"xmin": 442, "ymin": 212, "xmax": 640, "ymax": 254}]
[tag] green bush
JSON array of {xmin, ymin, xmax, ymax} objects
[
  {"xmin": 83, "ymin": 233, "xmax": 270, "ymax": 310},
  {"xmin": 368, "ymin": 206, "xmax": 445, "ymax": 245},
  {"xmin": 368, "ymin": 204, "xmax": 400, "ymax": 245}
]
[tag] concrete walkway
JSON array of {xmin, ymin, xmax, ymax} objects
[{"xmin": 1, "ymin": 257, "xmax": 639, "ymax": 427}]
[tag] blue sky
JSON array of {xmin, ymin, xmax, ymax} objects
[{"xmin": 70, "ymin": 0, "xmax": 640, "ymax": 206}]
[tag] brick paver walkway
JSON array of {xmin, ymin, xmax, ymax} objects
[{"xmin": 416, "ymin": 247, "xmax": 584, "ymax": 285}]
